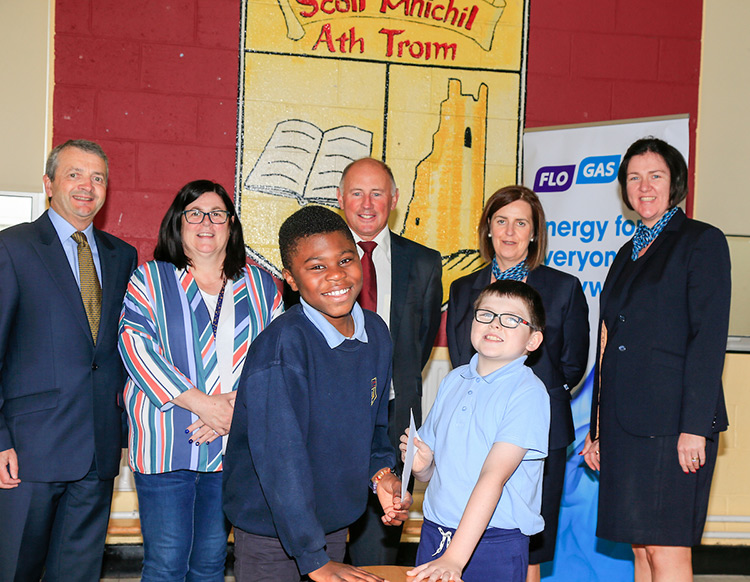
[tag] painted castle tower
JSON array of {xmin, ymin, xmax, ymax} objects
[{"xmin": 403, "ymin": 78, "xmax": 488, "ymax": 257}]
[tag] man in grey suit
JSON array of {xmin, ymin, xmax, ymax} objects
[
  {"xmin": 337, "ymin": 157, "xmax": 442, "ymax": 566},
  {"xmin": 0, "ymin": 140, "xmax": 137, "ymax": 581}
]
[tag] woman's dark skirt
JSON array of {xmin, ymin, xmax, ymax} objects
[{"xmin": 597, "ymin": 409, "xmax": 719, "ymax": 547}]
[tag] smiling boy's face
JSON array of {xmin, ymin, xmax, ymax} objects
[
  {"xmin": 282, "ymin": 231, "xmax": 363, "ymax": 336},
  {"xmin": 470, "ymin": 293, "xmax": 543, "ymax": 375}
]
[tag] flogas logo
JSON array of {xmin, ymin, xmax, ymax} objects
[
  {"xmin": 576, "ymin": 155, "xmax": 621, "ymax": 184},
  {"xmin": 534, "ymin": 165, "xmax": 575, "ymax": 192},
  {"xmin": 534, "ymin": 155, "xmax": 621, "ymax": 193}
]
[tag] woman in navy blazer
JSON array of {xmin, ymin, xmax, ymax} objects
[
  {"xmin": 446, "ymin": 185, "xmax": 589, "ymax": 581},
  {"xmin": 582, "ymin": 138, "xmax": 730, "ymax": 581}
]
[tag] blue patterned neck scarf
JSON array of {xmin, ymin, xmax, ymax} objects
[
  {"xmin": 630, "ymin": 207, "xmax": 678, "ymax": 261},
  {"xmin": 492, "ymin": 257, "xmax": 529, "ymax": 281}
]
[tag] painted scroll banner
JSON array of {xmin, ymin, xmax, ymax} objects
[{"xmin": 276, "ymin": 0, "xmax": 507, "ymax": 50}]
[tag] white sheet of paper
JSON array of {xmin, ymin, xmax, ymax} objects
[{"xmin": 401, "ymin": 409, "xmax": 419, "ymax": 501}]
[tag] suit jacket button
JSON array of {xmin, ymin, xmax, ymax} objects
[
  {"xmin": 619, "ymin": 314, "xmax": 626, "ymax": 322},
  {"xmin": 92, "ymin": 363, "xmax": 99, "ymax": 370},
  {"xmin": 618, "ymin": 345, "xmax": 626, "ymax": 352}
]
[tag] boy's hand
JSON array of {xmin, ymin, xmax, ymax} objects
[
  {"xmin": 375, "ymin": 472, "xmax": 412, "ymax": 526},
  {"xmin": 407, "ymin": 557, "xmax": 464, "ymax": 582},
  {"xmin": 309, "ymin": 561, "xmax": 388, "ymax": 581},
  {"xmin": 399, "ymin": 428, "xmax": 433, "ymax": 475}
]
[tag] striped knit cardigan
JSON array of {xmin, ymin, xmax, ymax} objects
[{"xmin": 118, "ymin": 261, "xmax": 282, "ymax": 474}]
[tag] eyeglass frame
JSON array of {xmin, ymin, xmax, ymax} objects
[
  {"xmin": 473, "ymin": 308, "xmax": 538, "ymax": 331},
  {"xmin": 181, "ymin": 209, "xmax": 232, "ymax": 224}
]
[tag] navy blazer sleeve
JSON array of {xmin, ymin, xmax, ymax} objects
[
  {"xmin": 680, "ymin": 227, "xmax": 731, "ymax": 436},
  {"xmin": 0, "ymin": 237, "xmax": 20, "ymax": 451},
  {"xmin": 560, "ymin": 276, "xmax": 589, "ymax": 388}
]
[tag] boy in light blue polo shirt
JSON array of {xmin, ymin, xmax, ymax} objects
[{"xmin": 401, "ymin": 280, "xmax": 550, "ymax": 582}]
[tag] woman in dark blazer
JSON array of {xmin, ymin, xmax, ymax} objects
[
  {"xmin": 446, "ymin": 185, "xmax": 589, "ymax": 581},
  {"xmin": 582, "ymin": 138, "xmax": 730, "ymax": 581}
]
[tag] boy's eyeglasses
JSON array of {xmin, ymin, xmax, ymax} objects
[
  {"xmin": 474, "ymin": 309, "xmax": 536, "ymax": 330},
  {"xmin": 182, "ymin": 209, "xmax": 231, "ymax": 224}
]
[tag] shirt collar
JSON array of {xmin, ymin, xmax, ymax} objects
[
  {"xmin": 300, "ymin": 297, "xmax": 369, "ymax": 348},
  {"xmin": 461, "ymin": 353, "xmax": 528, "ymax": 383},
  {"xmin": 48, "ymin": 207, "xmax": 96, "ymax": 245},
  {"xmin": 351, "ymin": 227, "xmax": 391, "ymax": 263}
]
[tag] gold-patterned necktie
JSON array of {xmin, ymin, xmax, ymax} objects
[{"xmin": 71, "ymin": 231, "xmax": 102, "ymax": 344}]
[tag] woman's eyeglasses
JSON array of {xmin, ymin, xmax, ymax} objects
[{"xmin": 182, "ymin": 209, "xmax": 231, "ymax": 224}]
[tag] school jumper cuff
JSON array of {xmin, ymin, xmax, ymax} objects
[{"xmin": 297, "ymin": 548, "xmax": 331, "ymax": 576}]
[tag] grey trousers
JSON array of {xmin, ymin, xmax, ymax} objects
[{"xmin": 233, "ymin": 527, "xmax": 347, "ymax": 582}]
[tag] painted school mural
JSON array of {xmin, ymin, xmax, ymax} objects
[{"xmin": 236, "ymin": 0, "xmax": 529, "ymax": 300}]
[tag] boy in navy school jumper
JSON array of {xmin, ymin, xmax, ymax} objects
[
  {"xmin": 401, "ymin": 280, "xmax": 550, "ymax": 582},
  {"xmin": 223, "ymin": 205, "xmax": 410, "ymax": 582}
]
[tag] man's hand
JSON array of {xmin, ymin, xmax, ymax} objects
[
  {"xmin": 375, "ymin": 471, "xmax": 412, "ymax": 526},
  {"xmin": 309, "ymin": 561, "xmax": 387, "ymax": 581},
  {"xmin": 0, "ymin": 448, "xmax": 21, "ymax": 489}
]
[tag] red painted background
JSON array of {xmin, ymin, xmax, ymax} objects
[{"xmin": 53, "ymin": 0, "xmax": 702, "ymax": 261}]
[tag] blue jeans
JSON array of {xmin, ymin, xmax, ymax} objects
[{"xmin": 134, "ymin": 471, "xmax": 228, "ymax": 582}]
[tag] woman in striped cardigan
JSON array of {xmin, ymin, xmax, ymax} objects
[{"xmin": 118, "ymin": 180, "xmax": 282, "ymax": 582}]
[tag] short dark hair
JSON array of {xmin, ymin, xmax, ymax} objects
[
  {"xmin": 473, "ymin": 280, "xmax": 546, "ymax": 332},
  {"xmin": 154, "ymin": 180, "xmax": 246, "ymax": 280},
  {"xmin": 46, "ymin": 139, "xmax": 109, "ymax": 181},
  {"xmin": 279, "ymin": 205, "xmax": 354, "ymax": 270},
  {"xmin": 478, "ymin": 185, "xmax": 547, "ymax": 270},
  {"xmin": 339, "ymin": 157, "xmax": 397, "ymax": 196},
  {"xmin": 618, "ymin": 137, "xmax": 688, "ymax": 210}
]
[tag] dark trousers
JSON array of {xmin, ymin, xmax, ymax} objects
[
  {"xmin": 0, "ymin": 466, "xmax": 114, "ymax": 582},
  {"xmin": 529, "ymin": 445, "xmax": 567, "ymax": 564},
  {"xmin": 347, "ymin": 398, "xmax": 404, "ymax": 566},
  {"xmin": 233, "ymin": 527, "xmax": 347, "ymax": 582},
  {"xmin": 417, "ymin": 519, "xmax": 529, "ymax": 582},
  {"xmin": 346, "ymin": 492, "xmax": 402, "ymax": 566}
]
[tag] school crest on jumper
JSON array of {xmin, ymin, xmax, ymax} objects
[{"xmin": 371, "ymin": 377, "xmax": 378, "ymax": 405}]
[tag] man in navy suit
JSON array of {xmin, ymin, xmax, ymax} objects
[
  {"xmin": 337, "ymin": 157, "xmax": 442, "ymax": 566},
  {"xmin": 0, "ymin": 140, "xmax": 137, "ymax": 581}
]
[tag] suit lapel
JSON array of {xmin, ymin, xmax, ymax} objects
[
  {"xmin": 33, "ymin": 213, "xmax": 93, "ymax": 341},
  {"xmin": 94, "ymin": 229, "xmax": 119, "ymax": 345},
  {"xmin": 526, "ymin": 267, "xmax": 549, "ymax": 297},
  {"xmin": 601, "ymin": 243, "xmax": 630, "ymax": 309},
  {"xmin": 457, "ymin": 266, "xmax": 490, "ymax": 362},
  {"xmin": 389, "ymin": 232, "xmax": 412, "ymax": 341},
  {"xmin": 636, "ymin": 209, "xmax": 685, "ymax": 265},
  {"xmin": 605, "ymin": 210, "xmax": 685, "ymax": 314}
]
